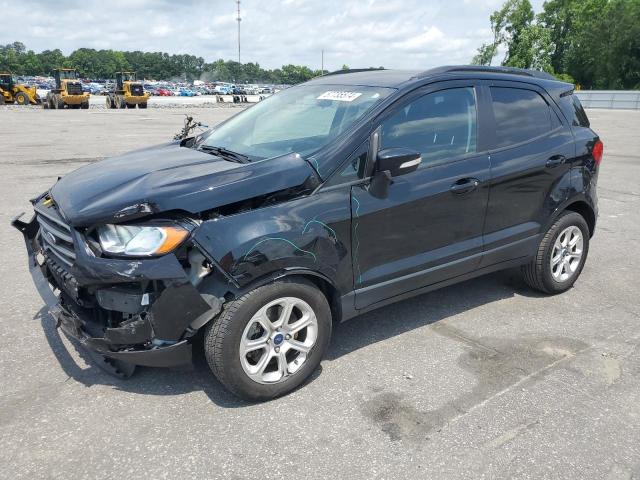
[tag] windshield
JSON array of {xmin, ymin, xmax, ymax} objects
[
  {"xmin": 201, "ymin": 84, "xmax": 394, "ymax": 160},
  {"xmin": 59, "ymin": 70, "xmax": 76, "ymax": 80}
]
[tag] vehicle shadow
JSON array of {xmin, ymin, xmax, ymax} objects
[
  {"xmin": 36, "ymin": 268, "xmax": 539, "ymax": 408},
  {"xmin": 327, "ymin": 268, "xmax": 542, "ymax": 361}
]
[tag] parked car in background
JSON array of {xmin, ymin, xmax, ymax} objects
[
  {"xmin": 156, "ymin": 88, "xmax": 173, "ymax": 96},
  {"xmin": 214, "ymin": 84, "xmax": 233, "ymax": 95}
]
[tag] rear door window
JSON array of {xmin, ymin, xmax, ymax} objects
[{"xmin": 490, "ymin": 87, "xmax": 553, "ymax": 148}]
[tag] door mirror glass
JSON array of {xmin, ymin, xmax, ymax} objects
[{"xmin": 376, "ymin": 148, "xmax": 422, "ymax": 177}]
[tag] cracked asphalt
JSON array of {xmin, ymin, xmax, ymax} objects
[{"xmin": 1, "ymin": 107, "xmax": 639, "ymax": 479}]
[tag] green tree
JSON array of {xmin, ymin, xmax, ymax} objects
[{"xmin": 472, "ymin": 0, "xmax": 534, "ymax": 66}]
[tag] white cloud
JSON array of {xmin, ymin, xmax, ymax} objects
[{"xmin": 1, "ymin": 0, "xmax": 546, "ymax": 70}]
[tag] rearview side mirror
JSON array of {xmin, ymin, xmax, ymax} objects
[
  {"xmin": 376, "ymin": 148, "xmax": 422, "ymax": 177},
  {"xmin": 368, "ymin": 148, "xmax": 422, "ymax": 199}
]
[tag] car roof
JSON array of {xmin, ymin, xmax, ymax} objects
[{"xmin": 305, "ymin": 65, "xmax": 566, "ymax": 91}]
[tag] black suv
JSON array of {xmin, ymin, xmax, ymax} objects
[{"xmin": 13, "ymin": 66, "xmax": 601, "ymax": 400}]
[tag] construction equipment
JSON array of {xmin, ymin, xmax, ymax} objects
[
  {"xmin": 43, "ymin": 69, "xmax": 90, "ymax": 109},
  {"xmin": 106, "ymin": 72, "xmax": 150, "ymax": 109},
  {"xmin": 0, "ymin": 72, "xmax": 41, "ymax": 105}
]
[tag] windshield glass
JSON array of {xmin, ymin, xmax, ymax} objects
[{"xmin": 201, "ymin": 84, "xmax": 394, "ymax": 160}]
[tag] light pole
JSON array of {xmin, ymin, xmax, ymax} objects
[{"xmin": 236, "ymin": 0, "xmax": 241, "ymax": 64}]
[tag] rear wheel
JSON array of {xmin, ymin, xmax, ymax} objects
[
  {"xmin": 522, "ymin": 211, "xmax": 590, "ymax": 294},
  {"xmin": 15, "ymin": 92, "xmax": 29, "ymax": 105},
  {"xmin": 138, "ymin": 102, "xmax": 147, "ymax": 109},
  {"xmin": 55, "ymin": 95, "xmax": 65, "ymax": 109},
  {"xmin": 0, "ymin": 94, "xmax": 5, "ymax": 105},
  {"xmin": 204, "ymin": 278, "xmax": 332, "ymax": 401},
  {"xmin": 81, "ymin": 101, "xmax": 89, "ymax": 109},
  {"xmin": 125, "ymin": 102, "xmax": 134, "ymax": 108}
]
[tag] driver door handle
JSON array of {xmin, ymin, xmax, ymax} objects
[{"xmin": 450, "ymin": 178, "xmax": 480, "ymax": 195}]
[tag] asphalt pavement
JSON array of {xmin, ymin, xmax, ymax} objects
[{"xmin": 0, "ymin": 107, "xmax": 639, "ymax": 479}]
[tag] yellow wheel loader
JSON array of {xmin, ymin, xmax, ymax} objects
[
  {"xmin": 43, "ymin": 69, "xmax": 90, "ymax": 109},
  {"xmin": 106, "ymin": 72, "xmax": 150, "ymax": 109},
  {"xmin": 0, "ymin": 72, "xmax": 41, "ymax": 105}
]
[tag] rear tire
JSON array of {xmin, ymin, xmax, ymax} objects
[
  {"xmin": 0, "ymin": 95, "xmax": 5, "ymax": 105},
  {"xmin": 522, "ymin": 211, "xmax": 590, "ymax": 294},
  {"xmin": 138, "ymin": 102, "xmax": 147, "ymax": 109},
  {"xmin": 204, "ymin": 278, "xmax": 332, "ymax": 401},
  {"xmin": 81, "ymin": 101, "xmax": 89, "ymax": 109}
]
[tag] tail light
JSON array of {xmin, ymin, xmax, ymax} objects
[{"xmin": 593, "ymin": 140, "xmax": 603, "ymax": 166}]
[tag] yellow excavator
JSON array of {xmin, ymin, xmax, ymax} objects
[
  {"xmin": 106, "ymin": 71, "xmax": 149, "ymax": 109},
  {"xmin": 43, "ymin": 68, "xmax": 90, "ymax": 109},
  {"xmin": 0, "ymin": 72, "xmax": 41, "ymax": 105}
]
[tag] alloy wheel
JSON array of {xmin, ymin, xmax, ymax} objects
[
  {"xmin": 550, "ymin": 225, "xmax": 584, "ymax": 282},
  {"xmin": 239, "ymin": 296, "xmax": 318, "ymax": 384}
]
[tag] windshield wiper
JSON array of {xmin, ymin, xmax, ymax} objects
[{"xmin": 198, "ymin": 145, "xmax": 250, "ymax": 163}]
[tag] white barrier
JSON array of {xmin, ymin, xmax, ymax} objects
[{"xmin": 576, "ymin": 90, "xmax": 640, "ymax": 110}]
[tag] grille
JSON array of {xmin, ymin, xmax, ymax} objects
[
  {"xmin": 130, "ymin": 84, "xmax": 144, "ymax": 96},
  {"xmin": 34, "ymin": 202, "xmax": 76, "ymax": 268},
  {"xmin": 66, "ymin": 82, "xmax": 83, "ymax": 95}
]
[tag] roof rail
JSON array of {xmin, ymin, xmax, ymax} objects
[
  {"xmin": 418, "ymin": 65, "xmax": 556, "ymax": 80},
  {"xmin": 322, "ymin": 68, "xmax": 386, "ymax": 77}
]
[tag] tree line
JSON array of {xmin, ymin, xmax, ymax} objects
[
  {"xmin": 472, "ymin": 0, "xmax": 640, "ymax": 89},
  {"xmin": 0, "ymin": 42, "xmax": 328, "ymax": 84}
]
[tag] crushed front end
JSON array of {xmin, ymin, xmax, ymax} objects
[{"xmin": 12, "ymin": 193, "xmax": 223, "ymax": 376}]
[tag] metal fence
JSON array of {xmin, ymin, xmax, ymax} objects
[{"xmin": 576, "ymin": 90, "xmax": 640, "ymax": 110}]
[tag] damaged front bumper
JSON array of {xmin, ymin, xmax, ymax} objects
[{"xmin": 12, "ymin": 212, "xmax": 220, "ymax": 372}]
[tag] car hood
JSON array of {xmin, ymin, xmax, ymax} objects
[{"xmin": 50, "ymin": 142, "xmax": 316, "ymax": 227}]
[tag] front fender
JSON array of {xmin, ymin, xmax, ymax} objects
[{"xmin": 192, "ymin": 188, "xmax": 353, "ymax": 293}]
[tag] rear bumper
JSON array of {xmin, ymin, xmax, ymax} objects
[
  {"xmin": 63, "ymin": 94, "xmax": 89, "ymax": 104},
  {"xmin": 12, "ymin": 213, "xmax": 216, "ymax": 369},
  {"xmin": 125, "ymin": 94, "xmax": 150, "ymax": 104}
]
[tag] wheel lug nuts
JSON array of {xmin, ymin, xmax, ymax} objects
[
  {"xmin": 285, "ymin": 334, "xmax": 291, "ymax": 340},
  {"xmin": 275, "ymin": 347, "xmax": 280, "ymax": 353}
]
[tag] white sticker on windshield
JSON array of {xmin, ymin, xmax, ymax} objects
[{"xmin": 317, "ymin": 91, "xmax": 363, "ymax": 102}]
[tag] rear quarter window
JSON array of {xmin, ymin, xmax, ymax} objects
[
  {"xmin": 559, "ymin": 93, "xmax": 590, "ymax": 128},
  {"xmin": 490, "ymin": 87, "xmax": 553, "ymax": 148}
]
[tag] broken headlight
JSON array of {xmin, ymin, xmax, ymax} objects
[{"xmin": 97, "ymin": 224, "xmax": 188, "ymax": 256}]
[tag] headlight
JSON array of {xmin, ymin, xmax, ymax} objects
[{"xmin": 97, "ymin": 224, "xmax": 188, "ymax": 256}]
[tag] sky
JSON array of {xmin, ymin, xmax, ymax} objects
[{"xmin": 1, "ymin": 0, "xmax": 545, "ymax": 70}]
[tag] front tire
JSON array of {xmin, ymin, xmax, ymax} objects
[
  {"xmin": 522, "ymin": 211, "xmax": 590, "ymax": 294},
  {"xmin": 15, "ymin": 92, "xmax": 29, "ymax": 105},
  {"xmin": 204, "ymin": 278, "xmax": 332, "ymax": 401}
]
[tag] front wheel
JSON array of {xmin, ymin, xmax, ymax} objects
[
  {"xmin": 204, "ymin": 278, "xmax": 332, "ymax": 401},
  {"xmin": 15, "ymin": 92, "xmax": 30, "ymax": 105},
  {"xmin": 522, "ymin": 211, "xmax": 590, "ymax": 294}
]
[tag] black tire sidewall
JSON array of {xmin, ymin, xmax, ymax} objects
[
  {"xmin": 540, "ymin": 212, "xmax": 590, "ymax": 293},
  {"xmin": 212, "ymin": 280, "xmax": 331, "ymax": 401}
]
